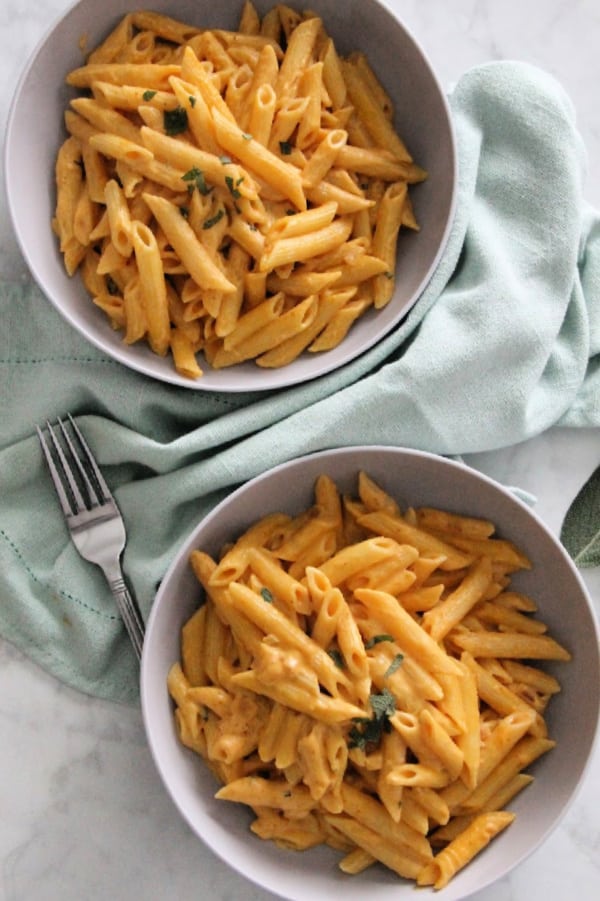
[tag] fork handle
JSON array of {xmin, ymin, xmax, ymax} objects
[{"xmin": 109, "ymin": 576, "xmax": 145, "ymax": 661}]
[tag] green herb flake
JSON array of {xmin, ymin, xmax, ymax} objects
[
  {"xmin": 279, "ymin": 141, "xmax": 293, "ymax": 155},
  {"xmin": 188, "ymin": 95, "xmax": 196, "ymax": 107},
  {"xmin": 242, "ymin": 132, "xmax": 253, "ymax": 141},
  {"xmin": 225, "ymin": 175, "xmax": 242, "ymax": 200},
  {"xmin": 384, "ymin": 271, "xmax": 394, "ymax": 280},
  {"xmin": 179, "ymin": 205, "xmax": 190, "ymax": 218},
  {"xmin": 260, "ymin": 587, "xmax": 274, "ymax": 604},
  {"xmin": 182, "ymin": 166, "xmax": 212, "ymax": 196},
  {"xmin": 364, "ymin": 634, "xmax": 394, "ymax": 649},
  {"xmin": 163, "ymin": 106, "xmax": 188, "ymax": 136},
  {"xmin": 327, "ymin": 649, "xmax": 346, "ymax": 669},
  {"xmin": 142, "ymin": 89, "xmax": 157, "ymax": 102},
  {"xmin": 219, "ymin": 154, "xmax": 233, "ymax": 165},
  {"xmin": 348, "ymin": 688, "xmax": 396, "ymax": 751},
  {"xmin": 203, "ymin": 209, "xmax": 225, "ymax": 229},
  {"xmin": 384, "ymin": 654, "xmax": 404, "ymax": 678},
  {"xmin": 348, "ymin": 718, "xmax": 380, "ymax": 751},
  {"xmin": 369, "ymin": 688, "xmax": 396, "ymax": 720}
]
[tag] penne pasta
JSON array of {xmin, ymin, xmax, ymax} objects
[
  {"xmin": 131, "ymin": 220, "xmax": 170, "ymax": 355},
  {"xmin": 259, "ymin": 218, "xmax": 352, "ymax": 272},
  {"xmin": 417, "ymin": 811, "xmax": 515, "ymax": 889},
  {"xmin": 67, "ymin": 62, "xmax": 181, "ymax": 91},
  {"xmin": 256, "ymin": 287, "xmax": 352, "ymax": 367},
  {"xmin": 54, "ymin": 5, "xmax": 426, "ymax": 376},
  {"xmin": 170, "ymin": 469, "xmax": 570, "ymax": 889},
  {"xmin": 142, "ymin": 192, "xmax": 236, "ymax": 293},
  {"xmin": 212, "ymin": 107, "xmax": 307, "ymax": 210},
  {"xmin": 341, "ymin": 58, "xmax": 412, "ymax": 162}
]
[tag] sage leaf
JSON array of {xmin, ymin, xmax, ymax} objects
[{"xmin": 560, "ymin": 463, "xmax": 600, "ymax": 567}]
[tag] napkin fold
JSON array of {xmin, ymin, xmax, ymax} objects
[{"xmin": 1, "ymin": 61, "xmax": 599, "ymax": 702}]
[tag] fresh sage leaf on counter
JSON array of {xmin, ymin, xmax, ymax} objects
[{"xmin": 560, "ymin": 463, "xmax": 600, "ymax": 567}]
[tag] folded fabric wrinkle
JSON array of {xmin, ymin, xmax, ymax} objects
[{"xmin": 1, "ymin": 62, "xmax": 599, "ymax": 702}]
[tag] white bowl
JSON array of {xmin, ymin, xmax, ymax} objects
[
  {"xmin": 141, "ymin": 446, "xmax": 600, "ymax": 900},
  {"xmin": 5, "ymin": 0, "xmax": 457, "ymax": 392}
]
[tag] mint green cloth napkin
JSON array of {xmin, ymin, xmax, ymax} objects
[{"xmin": 2, "ymin": 62, "xmax": 599, "ymax": 702}]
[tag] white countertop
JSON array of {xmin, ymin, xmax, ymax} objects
[{"xmin": 1, "ymin": 1, "xmax": 599, "ymax": 899}]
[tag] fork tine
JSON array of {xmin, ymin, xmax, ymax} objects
[
  {"xmin": 56, "ymin": 416, "xmax": 104, "ymax": 508},
  {"xmin": 37, "ymin": 425, "xmax": 74, "ymax": 516},
  {"xmin": 67, "ymin": 413, "xmax": 111, "ymax": 502},
  {"xmin": 44, "ymin": 419, "xmax": 91, "ymax": 514},
  {"xmin": 36, "ymin": 424, "xmax": 79, "ymax": 517}
]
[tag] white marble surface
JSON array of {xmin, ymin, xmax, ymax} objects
[{"xmin": 1, "ymin": 1, "xmax": 600, "ymax": 899}]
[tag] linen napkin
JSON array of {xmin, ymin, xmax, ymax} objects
[{"xmin": 1, "ymin": 61, "xmax": 599, "ymax": 703}]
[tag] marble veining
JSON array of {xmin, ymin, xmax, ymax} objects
[{"xmin": 1, "ymin": 1, "xmax": 599, "ymax": 899}]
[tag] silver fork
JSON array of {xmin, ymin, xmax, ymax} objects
[{"xmin": 36, "ymin": 415, "xmax": 145, "ymax": 660}]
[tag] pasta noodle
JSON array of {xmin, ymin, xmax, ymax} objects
[
  {"xmin": 169, "ymin": 470, "xmax": 570, "ymax": 888},
  {"xmin": 53, "ymin": 3, "xmax": 426, "ymax": 378}
]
